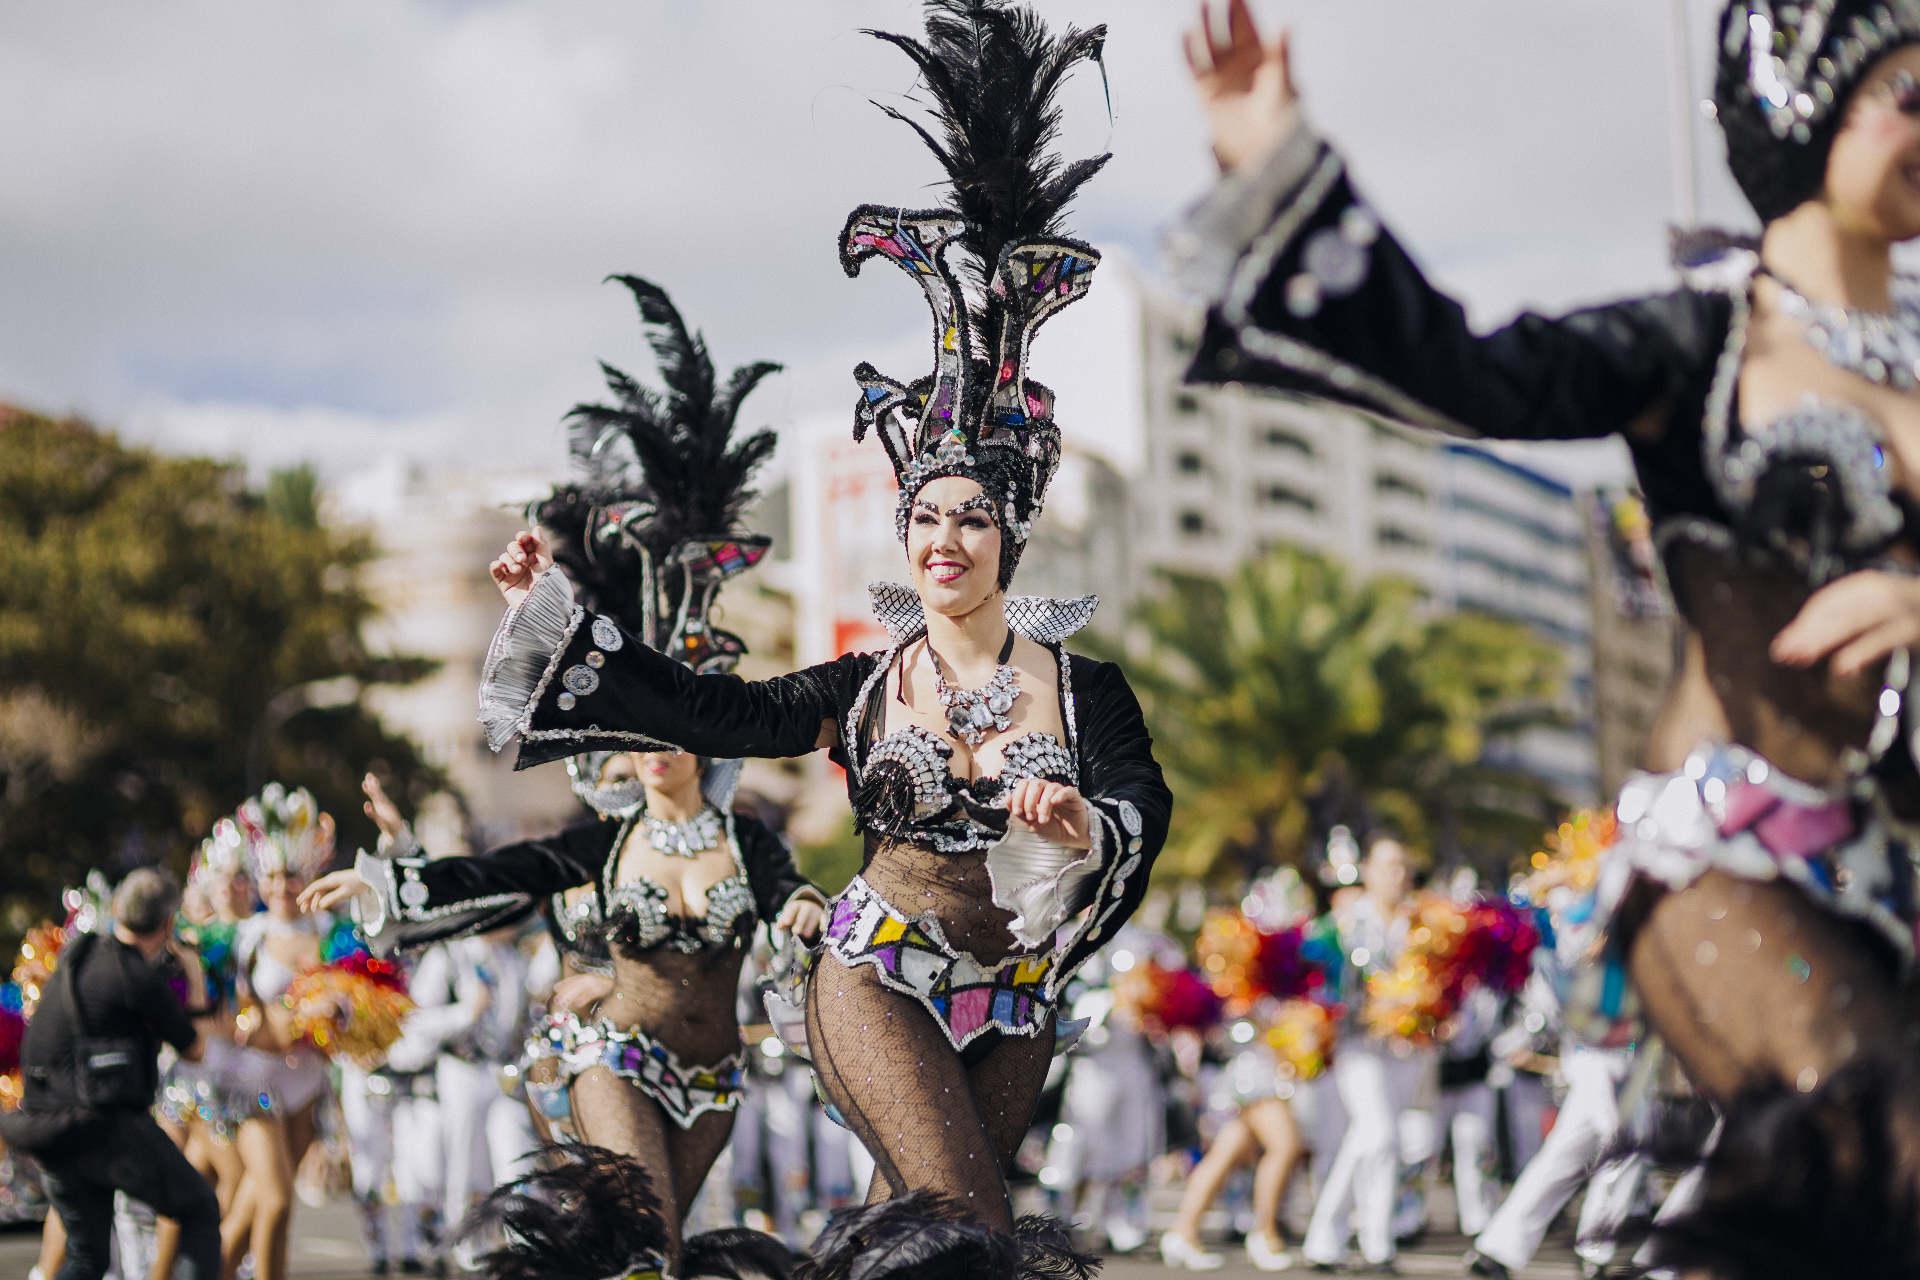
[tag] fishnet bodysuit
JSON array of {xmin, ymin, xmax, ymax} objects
[
  {"xmin": 804, "ymin": 649, "xmax": 1073, "ymax": 1232},
  {"xmin": 569, "ymin": 912, "xmax": 749, "ymax": 1260}
]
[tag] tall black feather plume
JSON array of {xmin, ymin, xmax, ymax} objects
[
  {"xmin": 568, "ymin": 275, "xmax": 779, "ymax": 556},
  {"xmin": 553, "ymin": 275, "xmax": 780, "ymax": 649},
  {"xmin": 454, "ymin": 1142, "xmax": 669, "ymax": 1280},
  {"xmin": 864, "ymin": 0, "xmax": 1109, "ymax": 356}
]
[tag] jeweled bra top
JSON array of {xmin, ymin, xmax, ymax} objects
[
  {"xmin": 604, "ymin": 874, "xmax": 756, "ymax": 956},
  {"xmin": 600, "ymin": 817, "xmax": 758, "ymax": 957},
  {"xmin": 550, "ymin": 888, "xmax": 613, "ymax": 972},
  {"xmin": 1691, "ymin": 273, "xmax": 1920, "ymax": 585},
  {"xmin": 847, "ymin": 586, "xmax": 1095, "ymax": 854}
]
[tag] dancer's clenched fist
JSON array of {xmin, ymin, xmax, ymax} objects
[{"xmin": 490, "ymin": 530, "xmax": 554, "ymax": 607}]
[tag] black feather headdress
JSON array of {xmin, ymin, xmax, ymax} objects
[
  {"xmin": 547, "ymin": 274, "xmax": 778, "ymax": 671},
  {"xmin": 534, "ymin": 277, "xmax": 777, "ymax": 816},
  {"xmin": 842, "ymin": 0, "xmax": 1109, "ymax": 587}
]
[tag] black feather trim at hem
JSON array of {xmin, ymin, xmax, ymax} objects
[
  {"xmin": 1634, "ymin": 1058, "xmax": 1920, "ymax": 1280},
  {"xmin": 454, "ymin": 1142, "xmax": 669, "ymax": 1280},
  {"xmin": 797, "ymin": 1193, "xmax": 1097, "ymax": 1280}
]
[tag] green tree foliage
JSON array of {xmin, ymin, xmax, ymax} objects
[
  {"xmin": 0, "ymin": 410, "xmax": 441, "ymax": 940},
  {"xmin": 1086, "ymin": 544, "xmax": 1567, "ymax": 881}
]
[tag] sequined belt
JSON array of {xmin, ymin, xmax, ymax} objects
[
  {"xmin": 523, "ymin": 1011, "xmax": 743, "ymax": 1130},
  {"xmin": 821, "ymin": 876, "xmax": 1058, "ymax": 1051},
  {"xmin": 1568, "ymin": 741, "xmax": 1917, "ymax": 1047}
]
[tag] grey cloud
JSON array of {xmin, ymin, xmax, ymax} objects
[{"xmin": 2, "ymin": 1, "xmax": 1742, "ymax": 482}]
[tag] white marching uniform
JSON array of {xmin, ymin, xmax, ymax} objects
[
  {"xmin": 340, "ymin": 943, "xmax": 480, "ymax": 1267},
  {"xmin": 1302, "ymin": 897, "xmax": 1418, "ymax": 1268},
  {"xmin": 436, "ymin": 934, "xmax": 542, "ymax": 1233}
]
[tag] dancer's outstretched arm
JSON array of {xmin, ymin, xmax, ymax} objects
[
  {"xmin": 1173, "ymin": 0, "xmax": 1714, "ymax": 447},
  {"xmin": 483, "ymin": 531, "xmax": 870, "ymax": 770}
]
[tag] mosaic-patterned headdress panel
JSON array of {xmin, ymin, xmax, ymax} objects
[
  {"xmin": 550, "ymin": 277, "xmax": 779, "ymax": 814},
  {"xmin": 844, "ymin": 0, "xmax": 1108, "ymax": 587},
  {"xmin": 1716, "ymin": 0, "xmax": 1920, "ymax": 221}
]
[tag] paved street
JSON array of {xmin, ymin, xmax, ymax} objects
[{"xmin": 0, "ymin": 1199, "xmax": 1585, "ymax": 1278}]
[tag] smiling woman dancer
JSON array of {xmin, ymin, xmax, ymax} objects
[
  {"xmin": 452, "ymin": 6, "xmax": 1170, "ymax": 1274},
  {"xmin": 1175, "ymin": 2, "xmax": 1920, "ymax": 1273},
  {"xmin": 302, "ymin": 278, "xmax": 824, "ymax": 1279}
]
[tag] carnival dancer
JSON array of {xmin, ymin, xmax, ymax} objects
[
  {"xmin": 213, "ymin": 786, "xmax": 338, "ymax": 1280},
  {"xmin": 337, "ymin": 933, "xmax": 467, "ymax": 1277},
  {"xmin": 301, "ymin": 277, "xmax": 825, "ymax": 1276},
  {"xmin": 1045, "ymin": 926, "xmax": 1172, "ymax": 1258},
  {"xmin": 147, "ymin": 838, "xmax": 254, "ymax": 1279},
  {"xmin": 403, "ymin": 7, "xmax": 1171, "ymax": 1273},
  {"xmin": 1179, "ymin": 1, "xmax": 1920, "ymax": 1270},
  {"xmin": 1160, "ymin": 874, "xmax": 1328, "ymax": 1273},
  {"xmin": 1292, "ymin": 835, "xmax": 1420, "ymax": 1270},
  {"xmin": 1175, "ymin": 0, "xmax": 1920, "ymax": 1274}
]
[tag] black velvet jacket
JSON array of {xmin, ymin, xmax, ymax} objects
[
  {"xmin": 355, "ymin": 810, "xmax": 810, "ymax": 956},
  {"xmin": 477, "ymin": 578, "xmax": 1172, "ymax": 999},
  {"xmin": 1171, "ymin": 121, "xmax": 1737, "ymax": 532}
]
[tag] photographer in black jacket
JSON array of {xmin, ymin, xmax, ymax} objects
[{"xmin": 4, "ymin": 868, "xmax": 218, "ymax": 1280}]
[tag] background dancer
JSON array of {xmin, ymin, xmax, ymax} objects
[{"xmin": 304, "ymin": 277, "xmax": 824, "ymax": 1275}]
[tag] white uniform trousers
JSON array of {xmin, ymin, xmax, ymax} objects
[
  {"xmin": 1473, "ymin": 1045, "xmax": 1634, "ymax": 1271},
  {"xmin": 1302, "ymin": 1041, "xmax": 1423, "ymax": 1266}
]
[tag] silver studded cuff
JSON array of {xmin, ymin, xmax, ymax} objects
[
  {"xmin": 1164, "ymin": 114, "xmax": 1325, "ymax": 302},
  {"xmin": 478, "ymin": 570, "xmax": 583, "ymax": 753}
]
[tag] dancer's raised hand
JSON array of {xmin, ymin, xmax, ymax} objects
[
  {"xmin": 1771, "ymin": 569, "xmax": 1920, "ymax": 679},
  {"xmin": 361, "ymin": 773, "xmax": 408, "ymax": 844},
  {"xmin": 1182, "ymin": 0, "xmax": 1300, "ymax": 173},
  {"xmin": 490, "ymin": 530, "xmax": 554, "ymax": 607}
]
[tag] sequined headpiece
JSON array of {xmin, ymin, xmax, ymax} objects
[
  {"xmin": 189, "ymin": 819, "xmax": 250, "ymax": 893},
  {"xmin": 1716, "ymin": 0, "xmax": 1920, "ymax": 221},
  {"xmin": 220, "ymin": 783, "xmax": 335, "ymax": 884},
  {"xmin": 844, "ymin": 0, "xmax": 1108, "ymax": 587},
  {"xmin": 549, "ymin": 276, "xmax": 777, "ymax": 815}
]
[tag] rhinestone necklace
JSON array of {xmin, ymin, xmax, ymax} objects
[
  {"xmin": 1771, "ymin": 272, "xmax": 1920, "ymax": 390},
  {"xmin": 929, "ymin": 630, "xmax": 1019, "ymax": 747},
  {"xmin": 641, "ymin": 807, "xmax": 724, "ymax": 858}
]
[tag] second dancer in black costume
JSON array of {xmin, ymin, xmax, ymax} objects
[
  {"xmin": 302, "ymin": 277, "xmax": 825, "ymax": 1277},
  {"xmin": 474, "ymin": 4, "xmax": 1171, "ymax": 1275}
]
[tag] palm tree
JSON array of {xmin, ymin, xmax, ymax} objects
[{"xmin": 1086, "ymin": 544, "xmax": 1566, "ymax": 880}]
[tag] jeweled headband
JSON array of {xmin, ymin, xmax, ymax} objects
[
  {"xmin": 1716, "ymin": 0, "xmax": 1920, "ymax": 221},
  {"xmin": 548, "ymin": 276, "xmax": 777, "ymax": 814},
  {"xmin": 843, "ymin": 0, "xmax": 1109, "ymax": 587}
]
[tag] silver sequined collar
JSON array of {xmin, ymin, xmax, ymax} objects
[{"xmin": 866, "ymin": 582, "xmax": 1098, "ymax": 645}]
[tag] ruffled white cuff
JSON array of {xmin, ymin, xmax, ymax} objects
[
  {"xmin": 986, "ymin": 824, "xmax": 1103, "ymax": 951},
  {"xmin": 350, "ymin": 848, "xmax": 398, "ymax": 956},
  {"xmin": 477, "ymin": 571, "xmax": 583, "ymax": 753}
]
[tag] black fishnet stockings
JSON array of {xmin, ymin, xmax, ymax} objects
[
  {"xmin": 1626, "ymin": 871, "xmax": 1920, "ymax": 1193},
  {"xmin": 570, "ymin": 1067, "xmax": 734, "ymax": 1263},
  {"xmin": 806, "ymin": 951, "xmax": 1053, "ymax": 1233}
]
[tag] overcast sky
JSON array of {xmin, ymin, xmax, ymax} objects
[{"xmin": 0, "ymin": 2, "xmax": 1746, "ymax": 488}]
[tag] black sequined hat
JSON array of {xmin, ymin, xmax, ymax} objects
[
  {"xmin": 1716, "ymin": 0, "xmax": 1920, "ymax": 222},
  {"xmin": 843, "ymin": 0, "xmax": 1109, "ymax": 587}
]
